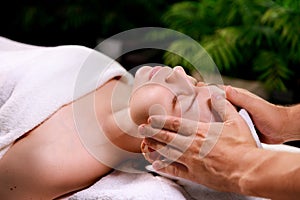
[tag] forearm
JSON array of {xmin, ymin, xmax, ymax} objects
[{"xmin": 239, "ymin": 148, "xmax": 300, "ymax": 199}]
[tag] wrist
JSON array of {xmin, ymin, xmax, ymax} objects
[
  {"xmin": 238, "ymin": 148, "xmax": 300, "ymax": 199},
  {"xmin": 238, "ymin": 148, "xmax": 280, "ymax": 197},
  {"xmin": 282, "ymin": 104, "xmax": 300, "ymax": 142},
  {"xmin": 237, "ymin": 147, "xmax": 263, "ymax": 196}
]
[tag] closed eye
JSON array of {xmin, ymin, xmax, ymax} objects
[
  {"xmin": 172, "ymin": 95, "xmax": 177, "ymax": 110},
  {"xmin": 185, "ymin": 94, "xmax": 197, "ymax": 113}
]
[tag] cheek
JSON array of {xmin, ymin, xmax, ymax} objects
[
  {"xmin": 148, "ymin": 104, "xmax": 167, "ymax": 117},
  {"xmin": 130, "ymin": 84, "xmax": 174, "ymax": 124},
  {"xmin": 129, "ymin": 94, "xmax": 149, "ymax": 125}
]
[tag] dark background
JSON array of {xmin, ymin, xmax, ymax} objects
[
  {"xmin": 0, "ymin": 0, "xmax": 182, "ymax": 71},
  {"xmin": 0, "ymin": 0, "xmax": 180, "ymax": 48}
]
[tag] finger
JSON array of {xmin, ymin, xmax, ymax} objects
[
  {"xmin": 139, "ymin": 125, "xmax": 199, "ymax": 152},
  {"xmin": 211, "ymin": 93, "xmax": 239, "ymax": 121},
  {"xmin": 152, "ymin": 160, "xmax": 188, "ymax": 178},
  {"xmin": 148, "ymin": 115, "xmax": 208, "ymax": 136},
  {"xmin": 225, "ymin": 86, "xmax": 268, "ymax": 113},
  {"xmin": 199, "ymin": 122, "xmax": 224, "ymax": 158},
  {"xmin": 144, "ymin": 138, "xmax": 188, "ymax": 165}
]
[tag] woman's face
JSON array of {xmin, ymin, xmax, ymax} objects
[{"xmin": 129, "ymin": 66, "xmax": 223, "ymax": 125}]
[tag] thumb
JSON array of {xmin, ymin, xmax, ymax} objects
[
  {"xmin": 211, "ymin": 93, "xmax": 239, "ymax": 122},
  {"xmin": 225, "ymin": 86, "xmax": 264, "ymax": 112}
]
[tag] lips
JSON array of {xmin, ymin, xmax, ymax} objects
[{"xmin": 149, "ymin": 66, "xmax": 162, "ymax": 80}]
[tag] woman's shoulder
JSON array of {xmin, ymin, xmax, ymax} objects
[{"xmin": 50, "ymin": 45, "xmax": 94, "ymax": 54}]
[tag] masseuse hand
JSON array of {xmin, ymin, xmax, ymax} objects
[
  {"xmin": 139, "ymin": 94, "xmax": 258, "ymax": 193},
  {"xmin": 225, "ymin": 86, "xmax": 293, "ymax": 144}
]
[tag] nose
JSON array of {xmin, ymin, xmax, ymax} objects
[
  {"xmin": 173, "ymin": 66, "xmax": 186, "ymax": 75},
  {"xmin": 166, "ymin": 70, "xmax": 195, "ymax": 94}
]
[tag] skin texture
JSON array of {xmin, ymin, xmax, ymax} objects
[
  {"xmin": 139, "ymin": 86, "xmax": 300, "ymax": 199},
  {"xmin": 3, "ymin": 60, "xmax": 299, "ymax": 199},
  {"xmin": 0, "ymin": 78, "xmax": 142, "ymax": 199},
  {"xmin": 0, "ymin": 65, "xmax": 201, "ymax": 199},
  {"xmin": 226, "ymin": 86, "xmax": 300, "ymax": 143},
  {"xmin": 130, "ymin": 66, "xmax": 221, "ymax": 124},
  {"xmin": 130, "ymin": 66, "xmax": 223, "ymax": 162}
]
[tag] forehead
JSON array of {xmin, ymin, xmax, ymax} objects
[
  {"xmin": 132, "ymin": 83, "xmax": 175, "ymax": 105},
  {"xmin": 133, "ymin": 66, "xmax": 194, "ymax": 94}
]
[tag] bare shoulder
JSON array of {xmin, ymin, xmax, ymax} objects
[
  {"xmin": 0, "ymin": 79, "xmax": 120, "ymax": 199},
  {"xmin": 0, "ymin": 77, "xmax": 137, "ymax": 199}
]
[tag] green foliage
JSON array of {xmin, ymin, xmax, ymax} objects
[
  {"xmin": 1, "ymin": 0, "xmax": 182, "ymax": 46},
  {"xmin": 162, "ymin": 0, "xmax": 300, "ymax": 92}
]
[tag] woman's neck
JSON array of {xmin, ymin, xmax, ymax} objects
[{"xmin": 94, "ymin": 78, "xmax": 142, "ymax": 154}]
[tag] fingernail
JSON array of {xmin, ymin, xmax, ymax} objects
[
  {"xmin": 147, "ymin": 117, "xmax": 152, "ymax": 124},
  {"xmin": 227, "ymin": 86, "xmax": 237, "ymax": 96},
  {"xmin": 212, "ymin": 93, "xmax": 223, "ymax": 101},
  {"xmin": 152, "ymin": 161, "xmax": 164, "ymax": 170},
  {"xmin": 138, "ymin": 125, "xmax": 146, "ymax": 135},
  {"xmin": 149, "ymin": 115, "xmax": 165, "ymax": 129}
]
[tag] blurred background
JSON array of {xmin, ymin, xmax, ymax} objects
[{"xmin": 1, "ymin": 0, "xmax": 299, "ymax": 145}]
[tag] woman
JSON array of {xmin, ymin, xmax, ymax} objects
[{"xmin": 0, "ymin": 37, "xmax": 219, "ymax": 199}]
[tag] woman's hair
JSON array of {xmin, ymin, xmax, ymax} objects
[{"xmin": 190, "ymin": 70, "xmax": 204, "ymax": 82}]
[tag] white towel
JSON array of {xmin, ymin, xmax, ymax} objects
[
  {"xmin": 239, "ymin": 109, "xmax": 262, "ymax": 148},
  {"xmin": 69, "ymin": 170, "xmax": 190, "ymax": 200},
  {"xmin": 0, "ymin": 37, "xmax": 131, "ymax": 158},
  {"xmin": 69, "ymin": 169, "xmax": 264, "ymax": 200},
  {"xmin": 238, "ymin": 109, "xmax": 300, "ymax": 153}
]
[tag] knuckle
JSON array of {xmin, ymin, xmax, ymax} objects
[
  {"xmin": 179, "ymin": 154, "xmax": 188, "ymax": 164},
  {"xmin": 225, "ymin": 119, "xmax": 238, "ymax": 127},
  {"xmin": 143, "ymin": 125, "xmax": 156, "ymax": 137},
  {"xmin": 164, "ymin": 145, "xmax": 171, "ymax": 158},
  {"xmin": 190, "ymin": 140, "xmax": 201, "ymax": 154},
  {"xmin": 160, "ymin": 130, "xmax": 172, "ymax": 142},
  {"xmin": 166, "ymin": 164, "xmax": 179, "ymax": 176},
  {"xmin": 225, "ymin": 99, "xmax": 232, "ymax": 107},
  {"xmin": 171, "ymin": 117, "xmax": 181, "ymax": 131},
  {"xmin": 195, "ymin": 127, "xmax": 206, "ymax": 138},
  {"xmin": 172, "ymin": 166, "xmax": 179, "ymax": 176}
]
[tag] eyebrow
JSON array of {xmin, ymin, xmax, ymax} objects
[
  {"xmin": 185, "ymin": 93, "xmax": 197, "ymax": 113},
  {"xmin": 172, "ymin": 95, "xmax": 177, "ymax": 110}
]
